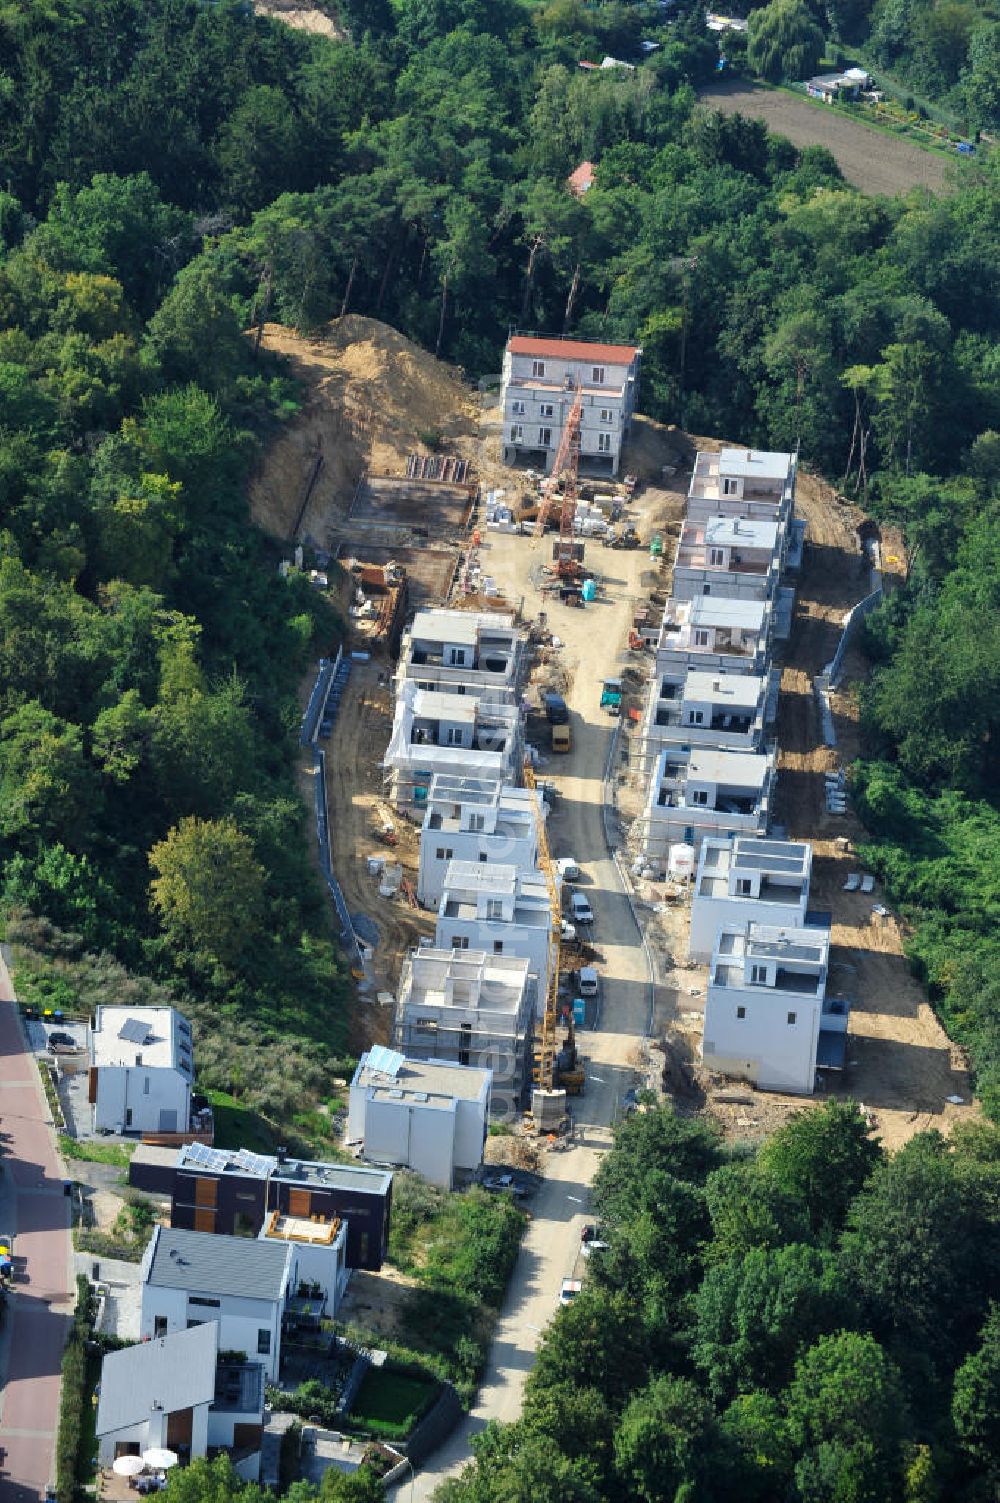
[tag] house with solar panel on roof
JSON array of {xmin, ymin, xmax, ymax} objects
[
  {"xmin": 500, "ymin": 333, "xmax": 642, "ymax": 475},
  {"xmin": 347, "ymin": 1046, "xmax": 491, "ymax": 1189},
  {"xmin": 88, "ymin": 1006, "xmax": 194, "ymax": 1136}
]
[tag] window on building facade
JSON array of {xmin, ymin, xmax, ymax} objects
[
  {"xmin": 723, "ymin": 478, "xmax": 738, "ymax": 495},
  {"xmin": 691, "ymin": 789, "xmax": 709, "ymax": 805},
  {"xmin": 154, "ymin": 1316, "xmax": 167, "ymax": 1337},
  {"xmin": 510, "ymin": 424, "xmax": 523, "ymax": 442},
  {"xmin": 736, "ymin": 1006, "xmax": 746, "ymax": 1019},
  {"xmin": 451, "ymin": 936, "xmax": 469, "ymax": 949},
  {"xmin": 710, "ymin": 548, "xmax": 725, "ymax": 566},
  {"xmin": 736, "ymin": 878, "xmax": 752, "ymax": 895},
  {"xmin": 486, "ymin": 898, "xmax": 503, "ymax": 920},
  {"xmin": 539, "ymin": 427, "xmax": 552, "ymax": 446},
  {"xmin": 751, "ymin": 964, "xmax": 767, "ymax": 984},
  {"xmin": 592, "ymin": 366, "xmax": 605, "ymax": 384},
  {"xmin": 688, "ymin": 710, "xmax": 704, "ymax": 725},
  {"xmin": 493, "ymin": 941, "xmax": 503, "ymax": 953},
  {"xmin": 540, "ymin": 402, "xmax": 554, "ymax": 418},
  {"xmin": 257, "ymin": 1329, "xmax": 271, "ymax": 1355},
  {"xmin": 435, "ymin": 847, "xmax": 453, "ymax": 861},
  {"xmin": 468, "ymin": 813, "xmax": 485, "ymax": 831},
  {"xmin": 600, "ymin": 407, "xmax": 613, "ymax": 423},
  {"xmin": 532, "ymin": 359, "xmax": 545, "ymax": 377},
  {"xmin": 512, "ymin": 400, "xmax": 525, "ymax": 415},
  {"xmin": 787, "ymin": 1012, "xmax": 797, "ymax": 1025},
  {"xmin": 445, "ymin": 728, "xmax": 463, "ymax": 746},
  {"xmin": 597, "ymin": 433, "xmax": 611, "ymax": 453},
  {"xmin": 694, "ymin": 629, "xmax": 710, "ymax": 646}
]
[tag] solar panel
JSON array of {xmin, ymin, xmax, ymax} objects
[
  {"xmin": 367, "ymin": 1045, "xmax": 405, "ymax": 1078},
  {"xmin": 233, "ymin": 1148, "xmax": 276, "ymax": 1177},
  {"xmin": 118, "ymin": 1017, "xmax": 151, "ymax": 1045}
]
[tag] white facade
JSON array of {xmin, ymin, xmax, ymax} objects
[
  {"xmin": 655, "ymin": 596, "xmax": 772, "ymax": 693},
  {"xmin": 394, "ymin": 948, "xmax": 534, "ymax": 1122},
  {"xmin": 397, "ymin": 610, "xmax": 525, "ymax": 702},
  {"xmin": 384, "ymin": 684, "xmax": 523, "ymax": 811},
  {"xmin": 97, "ymin": 1323, "xmax": 265, "ymax": 1481},
  {"xmin": 644, "ymin": 668, "xmax": 771, "ymax": 773},
  {"xmin": 258, "ymin": 1213, "xmax": 348, "ymax": 1315},
  {"xmin": 417, "ymin": 775, "xmax": 541, "ymax": 908},
  {"xmin": 671, "ymin": 515, "xmax": 784, "ymax": 603},
  {"xmin": 686, "ymin": 447, "xmax": 796, "ymax": 524},
  {"xmin": 89, "ymin": 1006, "xmax": 193, "ymax": 1135},
  {"xmin": 436, "ymin": 860, "xmax": 553, "ymax": 1019},
  {"xmin": 702, "ymin": 920, "xmax": 840, "ymax": 1095},
  {"xmin": 689, "ymin": 836, "xmax": 813, "ymax": 961},
  {"xmin": 348, "ymin": 1053, "xmax": 491, "ymax": 1188},
  {"xmin": 501, "ymin": 335, "xmax": 641, "ymax": 475},
  {"xmin": 140, "ymin": 1228, "xmax": 293, "ymax": 1383},
  {"xmin": 642, "ymin": 745, "xmax": 775, "ymax": 868}
]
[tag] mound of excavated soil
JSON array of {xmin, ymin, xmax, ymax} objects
[{"xmin": 249, "ymin": 316, "xmax": 479, "ymax": 541}]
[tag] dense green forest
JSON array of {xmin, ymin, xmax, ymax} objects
[
  {"xmin": 1, "ymin": 0, "xmax": 999, "ymax": 1142},
  {"xmin": 437, "ymin": 1102, "xmax": 1000, "ymax": 1503}
]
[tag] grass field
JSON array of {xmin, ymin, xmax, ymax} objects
[
  {"xmin": 698, "ymin": 78, "xmax": 960, "ymax": 195},
  {"xmin": 350, "ymin": 1367, "xmax": 438, "ymax": 1434}
]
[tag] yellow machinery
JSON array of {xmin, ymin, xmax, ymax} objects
[{"xmin": 523, "ymin": 761, "xmax": 561, "ymax": 1092}]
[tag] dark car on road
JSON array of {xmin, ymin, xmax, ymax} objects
[{"xmin": 543, "ymin": 692, "xmax": 569, "ymax": 723}]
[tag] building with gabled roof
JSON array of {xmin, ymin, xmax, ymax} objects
[{"xmin": 501, "ymin": 333, "xmax": 641, "ymax": 475}]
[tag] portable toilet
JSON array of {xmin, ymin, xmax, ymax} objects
[
  {"xmin": 581, "ymin": 578, "xmax": 597, "ymax": 602},
  {"xmin": 650, "ymin": 534, "xmax": 664, "ymax": 559},
  {"xmin": 573, "ymin": 997, "xmax": 586, "ymax": 1026}
]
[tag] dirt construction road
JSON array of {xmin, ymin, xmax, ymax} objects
[{"xmin": 398, "ymin": 517, "xmax": 661, "ymax": 1500}]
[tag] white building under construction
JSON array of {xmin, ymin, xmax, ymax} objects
[{"xmin": 393, "ymin": 948, "xmax": 535, "ymax": 1122}]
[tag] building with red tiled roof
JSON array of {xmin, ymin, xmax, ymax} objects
[
  {"xmin": 501, "ymin": 333, "xmax": 642, "ymax": 476},
  {"xmin": 566, "ymin": 161, "xmax": 596, "ymax": 197}
]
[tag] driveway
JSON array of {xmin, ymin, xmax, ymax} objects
[
  {"xmin": 0, "ymin": 951, "xmax": 74, "ymax": 1502},
  {"xmin": 397, "ymin": 508, "xmax": 659, "ymax": 1498}
]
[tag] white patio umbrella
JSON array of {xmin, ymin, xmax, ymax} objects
[
  {"xmin": 141, "ymin": 1448, "xmax": 179, "ymax": 1471},
  {"xmin": 112, "ymin": 1455, "xmax": 146, "ymax": 1477}
]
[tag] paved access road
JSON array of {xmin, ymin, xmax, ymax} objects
[
  {"xmin": 399, "ymin": 515, "xmax": 660, "ymax": 1499},
  {"xmin": 0, "ymin": 951, "xmax": 74, "ymax": 1502}
]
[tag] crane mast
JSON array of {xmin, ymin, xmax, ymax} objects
[
  {"xmin": 522, "ymin": 763, "xmax": 561, "ymax": 1092},
  {"xmin": 533, "ymin": 382, "xmax": 583, "ymax": 575}
]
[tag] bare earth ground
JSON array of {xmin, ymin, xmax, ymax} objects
[
  {"xmin": 252, "ymin": 0, "xmax": 344, "ymax": 38},
  {"xmin": 250, "ymin": 317, "xmax": 479, "ymax": 545},
  {"xmin": 698, "ymin": 79, "xmax": 957, "ymax": 196}
]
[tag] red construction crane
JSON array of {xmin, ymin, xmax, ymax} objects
[{"xmin": 534, "ymin": 382, "xmax": 583, "ymax": 574}]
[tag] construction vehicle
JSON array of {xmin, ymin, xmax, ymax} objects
[
  {"xmin": 523, "ymin": 762, "xmax": 582, "ymax": 1103},
  {"xmin": 552, "ymin": 722, "xmax": 571, "ymax": 753},
  {"xmin": 534, "ymin": 383, "xmax": 584, "ymax": 578},
  {"xmin": 603, "ymin": 525, "xmax": 641, "ymax": 550},
  {"xmin": 600, "ymin": 677, "xmax": 623, "ymax": 714}
]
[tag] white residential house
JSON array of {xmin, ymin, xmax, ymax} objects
[
  {"xmin": 500, "ymin": 335, "xmax": 641, "ymax": 475},
  {"xmin": 383, "ymin": 684, "xmax": 523, "ymax": 812},
  {"xmin": 96, "ymin": 1321, "xmax": 266, "ymax": 1482},
  {"xmin": 394, "ymin": 948, "xmax": 534, "ymax": 1122},
  {"xmin": 642, "ymin": 667, "xmax": 776, "ymax": 777},
  {"xmin": 436, "ymin": 860, "xmax": 553, "ymax": 1019},
  {"xmin": 397, "ymin": 610, "xmax": 525, "ymax": 703},
  {"xmin": 348, "ymin": 1048, "xmax": 491, "ymax": 1188},
  {"xmin": 655, "ymin": 596, "xmax": 773, "ymax": 697},
  {"xmin": 686, "ymin": 447, "xmax": 797, "ymax": 524},
  {"xmin": 702, "ymin": 919, "xmax": 849, "ymax": 1094},
  {"xmin": 688, "ymin": 836, "xmax": 814, "ymax": 961},
  {"xmin": 257, "ymin": 1207, "xmax": 348, "ymax": 1316},
  {"xmin": 89, "ymin": 1006, "xmax": 193, "ymax": 1136},
  {"xmin": 671, "ymin": 515, "xmax": 784, "ymax": 603},
  {"xmin": 417, "ymin": 775, "xmax": 541, "ymax": 907},
  {"xmin": 641, "ymin": 745, "xmax": 776, "ymax": 868},
  {"xmin": 140, "ymin": 1227, "xmax": 295, "ymax": 1383}
]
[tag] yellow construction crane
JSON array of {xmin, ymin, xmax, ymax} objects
[{"xmin": 522, "ymin": 762, "xmax": 561, "ymax": 1092}]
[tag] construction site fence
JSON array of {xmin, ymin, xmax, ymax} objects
[
  {"xmin": 826, "ymin": 570, "xmax": 883, "ymax": 687},
  {"xmin": 302, "ymin": 649, "xmax": 366, "ymax": 970}
]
